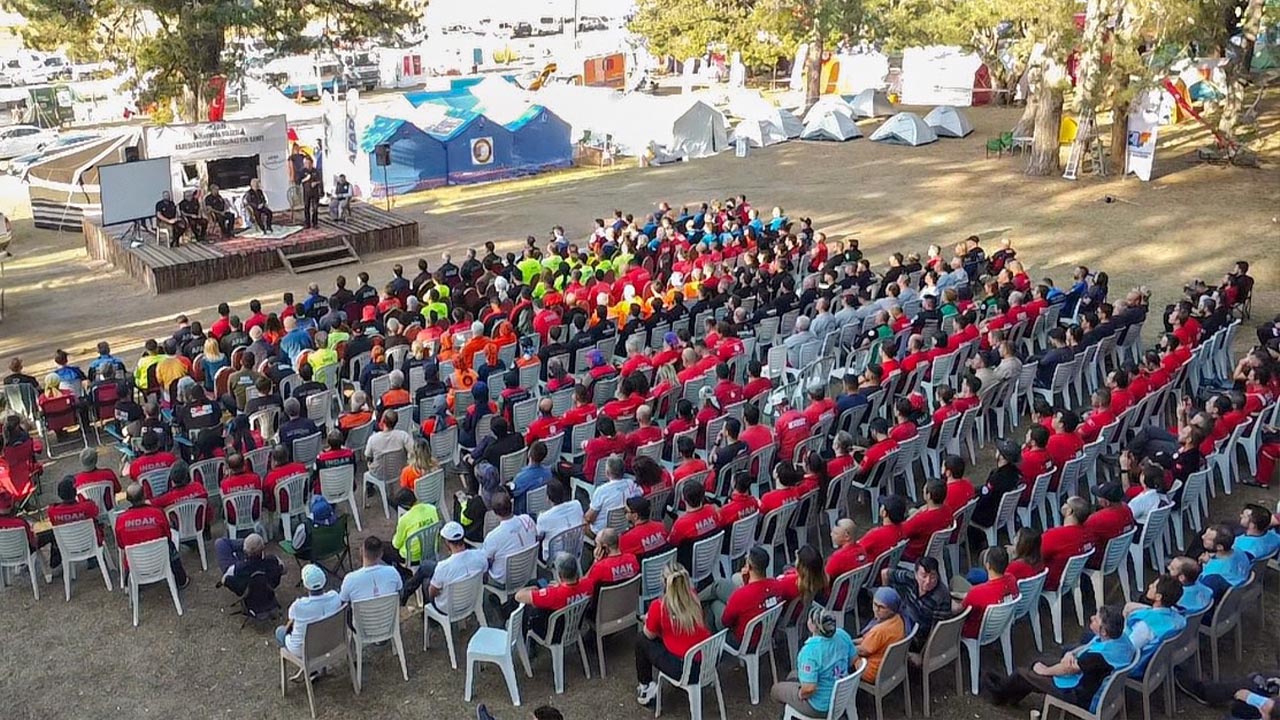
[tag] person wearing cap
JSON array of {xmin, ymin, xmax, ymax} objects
[
  {"xmin": 47, "ymin": 475, "xmax": 104, "ymax": 547},
  {"xmin": 1042, "ymin": 497, "xmax": 1095, "ymax": 591},
  {"xmin": 968, "ymin": 439, "xmax": 1023, "ymax": 547},
  {"xmin": 403, "ymin": 520, "xmax": 487, "ymax": 607},
  {"xmin": 74, "ymin": 447, "xmax": 120, "ymax": 499},
  {"xmin": 115, "ymin": 482, "xmax": 189, "ymax": 588},
  {"xmin": 278, "ymin": 563, "xmax": 342, "ymax": 655},
  {"xmin": 770, "ymin": 605, "xmax": 857, "ymax": 715},
  {"xmin": 1084, "ymin": 482, "xmax": 1135, "ymax": 567}
]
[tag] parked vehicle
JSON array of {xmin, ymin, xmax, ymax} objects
[
  {"xmin": 339, "ymin": 50, "xmax": 380, "ymax": 91},
  {"xmin": 0, "ymin": 125, "xmax": 55, "ymax": 160},
  {"xmin": 27, "ymin": 55, "xmax": 72, "ymax": 84},
  {"xmin": 262, "ymin": 56, "xmax": 343, "ymax": 100}
]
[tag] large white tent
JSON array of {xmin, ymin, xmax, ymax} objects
[
  {"xmin": 869, "ymin": 112, "xmax": 938, "ymax": 146},
  {"xmin": 611, "ymin": 94, "xmax": 728, "ymax": 159},
  {"xmin": 727, "ymin": 90, "xmax": 803, "ymax": 139},
  {"xmin": 800, "ymin": 109, "xmax": 861, "ymax": 141},
  {"xmin": 803, "ymin": 95, "xmax": 857, "ymax": 124},
  {"xmin": 845, "ymin": 88, "xmax": 894, "ymax": 118},
  {"xmin": 923, "ymin": 105, "xmax": 975, "ymax": 138},
  {"xmin": 900, "ymin": 46, "xmax": 988, "ymax": 106},
  {"xmin": 530, "ymin": 83, "xmax": 624, "ymax": 145}
]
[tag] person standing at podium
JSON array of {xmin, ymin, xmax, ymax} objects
[{"xmin": 299, "ymin": 156, "xmax": 322, "ymax": 229}]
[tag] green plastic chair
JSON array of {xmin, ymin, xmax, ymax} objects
[
  {"xmin": 282, "ymin": 514, "xmax": 352, "ymax": 581},
  {"xmin": 1000, "ymin": 131, "xmax": 1014, "ymax": 150},
  {"xmin": 985, "ymin": 138, "xmax": 1004, "ymax": 158}
]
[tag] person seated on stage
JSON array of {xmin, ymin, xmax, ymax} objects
[
  {"xmin": 245, "ymin": 178, "xmax": 273, "ymax": 233},
  {"xmin": 329, "ymin": 174, "xmax": 352, "ymax": 220},
  {"xmin": 154, "ymin": 190, "xmax": 186, "ymax": 248},
  {"xmin": 203, "ymin": 184, "xmax": 236, "ymax": 237},
  {"xmin": 178, "ymin": 189, "xmax": 208, "ymax": 242}
]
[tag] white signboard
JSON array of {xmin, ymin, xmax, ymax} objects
[
  {"xmin": 143, "ymin": 115, "xmax": 290, "ymax": 209},
  {"xmin": 1124, "ymin": 90, "xmax": 1161, "ymax": 182}
]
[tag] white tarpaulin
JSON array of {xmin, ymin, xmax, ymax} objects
[
  {"xmin": 869, "ymin": 112, "xmax": 938, "ymax": 146},
  {"xmin": 823, "ymin": 52, "xmax": 890, "ymax": 95},
  {"xmin": 923, "ymin": 105, "xmax": 974, "ymax": 138},
  {"xmin": 143, "ymin": 115, "xmax": 290, "ymax": 210},
  {"xmin": 900, "ymin": 46, "xmax": 985, "ymax": 106}
]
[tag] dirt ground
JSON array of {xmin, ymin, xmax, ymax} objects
[{"xmin": 0, "ymin": 96, "xmax": 1278, "ymax": 720}]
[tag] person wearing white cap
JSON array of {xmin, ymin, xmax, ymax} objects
[
  {"xmin": 400, "ymin": 520, "xmax": 487, "ymax": 609},
  {"xmin": 277, "ymin": 564, "xmax": 342, "ymax": 657}
]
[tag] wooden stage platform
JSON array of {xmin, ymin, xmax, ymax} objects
[{"xmin": 82, "ymin": 203, "xmax": 421, "ymax": 294}]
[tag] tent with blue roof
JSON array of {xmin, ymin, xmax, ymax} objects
[
  {"xmin": 360, "ymin": 115, "xmax": 448, "ymax": 197},
  {"xmin": 435, "ymin": 112, "xmax": 516, "ymax": 185},
  {"xmin": 504, "ymin": 106, "xmax": 573, "ymax": 173}
]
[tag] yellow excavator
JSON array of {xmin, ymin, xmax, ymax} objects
[{"xmin": 527, "ymin": 62, "xmax": 560, "ymax": 90}]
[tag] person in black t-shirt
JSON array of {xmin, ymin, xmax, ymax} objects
[
  {"xmin": 155, "ymin": 191, "xmax": 186, "ymax": 247},
  {"xmin": 178, "ymin": 190, "xmax": 208, "ymax": 241},
  {"xmin": 203, "ymin": 184, "xmax": 235, "ymax": 237},
  {"xmin": 245, "ymin": 179, "xmax": 272, "ymax": 232},
  {"xmin": 299, "ymin": 156, "xmax": 322, "ymax": 228}
]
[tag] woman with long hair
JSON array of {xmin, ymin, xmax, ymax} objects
[
  {"xmin": 396, "ymin": 437, "xmax": 439, "ymax": 507},
  {"xmin": 458, "ymin": 381, "xmax": 496, "ymax": 449},
  {"xmin": 778, "ymin": 544, "xmax": 828, "ymax": 605},
  {"xmin": 635, "ymin": 563, "xmax": 712, "ymax": 705},
  {"xmin": 262, "ymin": 314, "xmax": 284, "ymax": 346},
  {"xmin": 200, "ymin": 338, "xmax": 228, "ymax": 392}
]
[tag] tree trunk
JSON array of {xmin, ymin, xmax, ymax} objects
[
  {"xmin": 804, "ymin": 40, "xmax": 823, "ymax": 110},
  {"xmin": 1218, "ymin": 0, "xmax": 1263, "ymax": 140},
  {"xmin": 1026, "ymin": 81, "xmax": 1064, "ymax": 176},
  {"xmin": 1108, "ymin": 90, "xmax": 1129, "ymax": 175}
]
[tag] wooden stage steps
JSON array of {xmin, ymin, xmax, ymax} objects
[{"xmin": 82, "ymin": 202, "xmax": 420, "ymax": 294}]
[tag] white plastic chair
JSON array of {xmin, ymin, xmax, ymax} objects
[
  {"xmin": 723, "ymin": 602, "xmax": 783, "ymax": 705},
  {"xmin": 424, "ymin": 571, "xmax": 486, "ymax": 669},
  {"xmin": 782, "ymin": 659, "xmax": 866, "ymax": 720},
  {"xmin": 465, "ymin": 601, "xmax": 533, "ymax": 706},
  {"xmin": 363, "ymin": 448, "xmax": 407, "ymax": 519},
  {"xmin": 638, "ymin": 548, "xmax": 676, "ymax": 613},
  {"xmin": 590, "ymin": 575, "xmax": 640, "ymax": 677},
  {"xmin": 350, "ymin": 593, "xmax": 409, "ymax": 692},
  {"xmin": 278, "ymin": 608, "xmax": 355, "ymax": 719},
  {"xmin": 1010, "ymin": 569, "xmax": 1049, "ymax": 652},
  {"xmin": 719, "ymin": 511, "xmax": 760, "ymax": 578},
  {"xmin": 273, "ymin": 473, "xmax": 310, "ymax": 542},
  {"xmin": 1129, "ymin": 503, "xmax": 1173, "ymax": 591},
  {"xmin": 1017, "ymin": 468, "xmax": 1054, "ymax": 530},
  {"xmin": 1083, "ymin": 527, "xmax": 1137, "ymax": 606},
  {"xmin": 960, "ymin": 596, "xmax": 1018, "ymax": 694},
  {"xmin": 527, "ymin": 595, "xmax": 593, "ymax": 694},
  {"xmin": 167, "ymin": 497, "xmax": 210, "ymax": 570},
  {"xmin": 318, "ymin": 464, "xmax": 362, "ymax": 532},
  {"xmin": 915, "ymin": 608, "xmax": 969, "ymax": 717},
  {"xmin": 654, "ymin": 629, "xmax": 729, "ymax": 720},
  {"xmin": 858, "ymin": 624, "xmax": 918, "ymax": 720},
  {"xmin": 123, "ymin": 537, "xmax": 183, "ymax": 626},
  {"xmin": 484, "ymin": 543, "xmax": 539, "ymax": 605},
  {"xmin": 221, "ymin": 490, "xmax": 264, "ymax": 541},
  {"xmin": 50, "ymin": 519, "xmax": 113, "ymax": 600},
  {"xmin": 1040, "ymin": 656, "xmax": 1137, "ymax": 720},
  {"xmin": 1041, "ymin": 549, "xmax": 1093, "ymax": 644},
  {"xmin": 0, "ymin": 525, "xmax": 44, "ymax": 599},
  {"xmin": 970, "ymin": 485, "xmax": 1023, "ymax": 549}
]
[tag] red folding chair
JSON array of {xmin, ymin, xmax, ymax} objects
[
  {"xmin": 88, "ymin": 383, "xmax": 120, "ymax": 444},
  {"xmin": 2, "ymin": 440, "xmax": 43, "ymax": 508},
  {"xmin": 38, "ymin": 393, "xmax": 87, "ymax": 456}
]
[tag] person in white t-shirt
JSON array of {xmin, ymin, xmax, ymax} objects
[
  {"xmin": 584, "ymin": 455, "xmax": 640, "ymax": 537},
  {"xmin": 424, "ymin": 521, "xmax": 489, "ymax": 611},
  {"xmin": 278, "ymin": 563, "xmax": 343, "ymax": 659},
  {"xmin": 364, "ymin": 409, "xmax": 413, "ymax": 479},
  {"xmin": 339, "ymin": 535, "xmax": 404, "ymax": 603},
  {"xmin": 483, "ymin": 489, "xmax": 537, "ymax": 585},
  {"xmin": 536, "ymin": 478, "xmax": 585, "ymax": 560}
]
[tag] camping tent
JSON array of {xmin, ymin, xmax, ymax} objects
[
  {"xmin": 533, "ymin": 83, "xmax": 625, "ymax": 144},
  {"xmin": 609, "ymin": 94, "xmax": 728, "ymax": 159},
  {"xmin": 800, "ymin": 109, "xmax": 861, "ymax": 141},
  {"xmin": 360, "ymin": 116, "xmax": 449, "ymax": 196},
  {"xmin": 869, "ymin": 112, "xmax": 938, "ymax": 146},
  {"xmin": 923, "ymin": 105, "xmax": 974, "ymax": 138},
  {"xmin": 504, "ymin": 105, "xmax": 573, "ymax": 174},
  {"xmin": 803, "ymin": 95, "xmax": 857, "ymax": 124},
  {"xmin": 731, "ymin": 118, "xmax": 786, "ymax": 147},
  {"xmin": 900, "ymin": 46, "xmax": 990, "ymax": 106},
  {"xmin": 24, "ymin": 131, "xmax": 140, "ymax": 230},
  {"xmin": 727, "ymin": 90, "xmax": 803, "ymax": 139},
  {"xmin": 845, "ymin": 88, "xmax": 894, "ymax": 118}
]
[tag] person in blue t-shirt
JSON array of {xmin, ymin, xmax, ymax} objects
[
  {"xmin": 1168, "ymin": 556, "xmax": 1215, "ymax": 617},
  {"xmin": 991, "ymin": 605, "xmax": 1135, "ymax": 710},
  {"xmin": 1236, "ymin": 504, "xmax": 1280, "ymax": 561},
  {"xmin": 1199, "ymin": 524, "xmax": 1253, "ymax": 599},
  {"xmin": 770, "ymin": 607, "xmax": 857, "ymax": 717},
  {"xmin": 1120, "ymin": 575, "xmax": 1186, "ymax": 678}
]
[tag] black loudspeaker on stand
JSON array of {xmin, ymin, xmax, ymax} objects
[{"xmin": 374, "ymin": 143, "xmax": 392, "ymax": 211}]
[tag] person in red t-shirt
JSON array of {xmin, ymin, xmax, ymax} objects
[
  {"xmin": 47, "ymin": 475, "xmax": 104, "ymax": 544},
  {"xmin": 524, "ymin": 398, "xmax": 561, "ymax": 444},
  {"xmin": 710, "ymin": 546, "xmax": 785, "ymax": 648},
  {"xmin": 619, "ymin": 337, "xmax": 655, "ymax": 379},
  {"xmin": 801, "ymin": 382, "xmax": 835, "ymax": 429},
  {"xmin": 957, "ymin": 546, "xmax": 1020, "ymax": 638},
  {"xmin": 901, "ymin": 480, "xmax": 953, "ymax": 562},
  {"xmin": 127, "ymin": 433, "xmax": 178, "ymax": 495},
  {"xmin": 759, "ymin": 461, "xmax": 803, "ymax": 515},
  {"xmin": 1045, "ymin": 410, "xmax": 1084, "ymax": 487},
  {"xmin": 515, "ymin": 550, "xmax": 594, "ymax": 637},
  {"xmin": 668, "ymin": 481, "xmax": 721, "ymax": 567},
  {"xmin": 941, "ymin": 455, "xmax": 977, "ymax": 516},
  {"xmin": 114, "ymin": 483, "xmax": 189, "ymax": 587},
  {"xmin": 855, "ymin": 418, "xmax": 898, "ymax": 477},
  {"xmin": 717, "ymin": 473, "xmax": 760, "ymax": 528},
  {"xmin": 742, "ymin": 359, "xmax": 772, "ymax": 401},
  {"xmin": 1082, "ymin": 483, "xmax": 1135, "ymax": 567},
  {"xmin": 626, "ymin": 405, "xmax": 665, "ymax": 461},
  {"xmin": 1041, "ymin": 496, "xmax": 1094, "ymax": 590},
  {"xmin": 266, "ymin": 442, "xmax": 314, "ymax": 510},
  {"xmin": 826, "ymin": 432, "xmax": 857, "ymax": 478},
  {"xmin": 1020, "ymin": 425, "xmax": 1054, "ymax": 502},
  {"xmin": 579, "ymin": 417, "xmax": 628, "ymax": 484},
  {"xmin": 620, "ymin": 495, "xmax": 670, "ymax": 558},
  {"xmin": 711, "ymin": 362, "xmax": 744, "ymax": 408},
  {"xmin": 1078, "ymin": 389, "xmax": 1116, "ymax": 444},
  {"xmin": 738, "ymin": 404, "xmax": 773, "ymax": 454},
  {"xmin": 857, "ymin": 495, "xmax": 906, "ymax": 561},
  {"xmin": 671, "ymin": 436, "xmax": 714, "ymax": 493},
  {"xmin": 220, "ymin": 452, "xmax": 263, "ymax": 524},
  {"xmin": 1004, "ymin": 527, "xmax": 1046, "ymax": 581},
  {"xmin": 74, "ymin": 447, "xmax": 120, "ymax": 496},
  {"xmin": 559, "ymin": 385, "xmax": 598, "ymax": 429},
  {"xmin": 152, "ymin": 462, "xmax": 208, "ymax": 512},
  {"xmin": 825, "ymin": 518, "xmax": 870, "ymax": 601},
  {"xmin": 888, "ymin": 398, "xmax": 918, "ymax": 443},
  {"xmin": 635, "ymin": 564, "xmax": 712, "ymax": 704},
  {"xmin": 1106, "ymin": 369, "xmax": 1134, "ymax": 415},
  {"xmin": 773, "ymin": 397, "xmax": 812, "ymax": 467},
  {"xmin": 584, "ymin": 528, "xmax": 640, "ymax": 601}
]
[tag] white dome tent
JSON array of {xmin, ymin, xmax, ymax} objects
[
  {"xmin": 803, "ymin": 95, "xmax": 857, "ymax": 124},
  {"xmin": 800, "ymin": 107, "xmax": 861, "ymax": 141},
  {"xmin": 869, "ymin": 112, "xmax": 939, "ymax": 146},
  {"xmin": 844, "ymin": 88, "xmax": 894, "ymax": 118},
  {"xmin": 731, "ymin": 118, "xmax": 787, "ymax": 147},
  {"xmin": 923, "ymin": 105, "xmax": 975, "ymax": 138},
  {"xmin": 727, "ymin": 90, "xmax": 804, "ymax": 140}
]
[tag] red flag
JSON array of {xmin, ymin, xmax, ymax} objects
[{"xmin": 207, "ymin": 75, "xmax": 227, "ymax": 121}]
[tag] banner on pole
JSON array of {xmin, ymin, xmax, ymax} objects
[{"xmin": 1124, "ymin": 90, "xmax": 1161, "ymax": 181}]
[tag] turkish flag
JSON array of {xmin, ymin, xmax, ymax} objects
[{"xmin": 207, "ymin": 75, "xmax": 227, "ymax": 121}]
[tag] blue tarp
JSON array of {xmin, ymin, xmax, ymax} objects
[{"xmin": 361, "ymin": 117, "xmax": 447, "ymax": 197}]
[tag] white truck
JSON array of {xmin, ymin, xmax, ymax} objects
[{"xmin": 339, "ymin": 50, "xmax": 380, "ymax": 92}]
